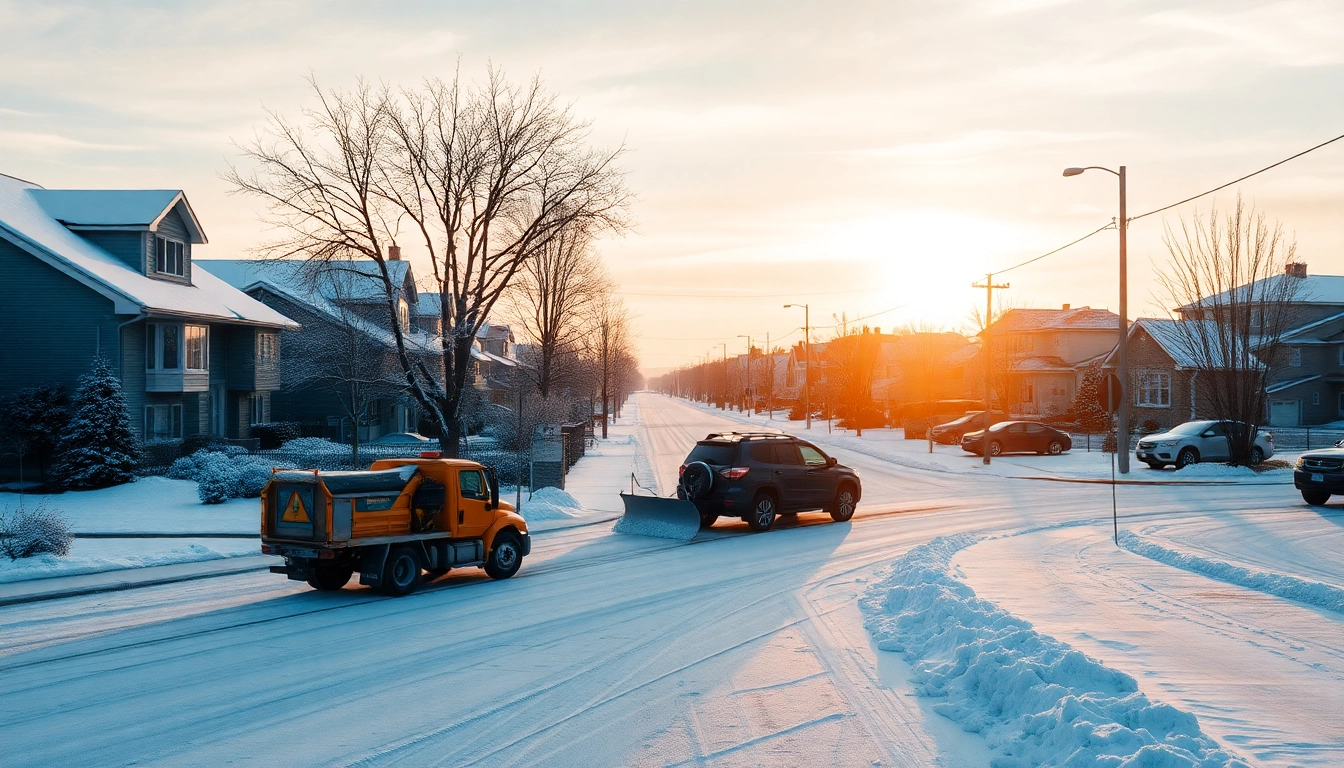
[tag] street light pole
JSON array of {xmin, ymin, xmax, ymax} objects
[
  {"xmin": 1064, "ymin": 165, "xmax": 1130, "ymax": 473},
  {"xmin": 784, "ymin": 303, "xmax": 811, "ymax": 430},
  {"xmin": 721, "ymin": 342, "xmax": 728, "ymax": 411}
]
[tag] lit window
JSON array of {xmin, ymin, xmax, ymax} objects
[
  {"xmin": 1136, "ymin": 371, "xmax": 1170, "ymax": 407},
  {"xmin": 398, "ymin": 299, "xmax": 410, "ymax": 333},
  {"xmin": 185, "ymin": 325, "xmax": 208, "ymax": 371},
  {"xmin": 154, "ymin": 237, "xmax": 184, "ymax": 276},
  {"xmin": 249, "ymin": 394, "xmax": 266, "ymax": 425},
  {"xmin": 144, "ymin": 403, "xmax": 183, "ymax": 441}
]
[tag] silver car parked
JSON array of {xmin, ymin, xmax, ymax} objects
[{"xmin": 1136, "ymin": 420, "xmax": 1274, "ymax": 469}]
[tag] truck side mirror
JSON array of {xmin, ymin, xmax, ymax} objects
[{"xmin": 486, "ymin": 466, "xmax": 500, "ymax": 510}]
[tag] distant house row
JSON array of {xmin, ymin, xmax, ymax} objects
[{"xmin": 0, "ymin": 173, "xmax": 519, "ymax": 452}]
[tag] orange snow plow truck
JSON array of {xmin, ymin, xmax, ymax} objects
[{"xmin": 260, "ymin": 455, "xmax": 530, "ymax": 596}]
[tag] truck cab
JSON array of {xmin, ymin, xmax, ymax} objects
[{"xmin": 261, "ymin": 456, "xmax": 530, "ymax": 596}]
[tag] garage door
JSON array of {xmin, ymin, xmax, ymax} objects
[{"xmin": 1269, "ymin": 400, "xmax": 1300, "ymax": 427}]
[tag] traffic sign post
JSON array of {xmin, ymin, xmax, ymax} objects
[{"xmin": 1096, "ymin": 372, "xmax": 1124, "ymax": 545}]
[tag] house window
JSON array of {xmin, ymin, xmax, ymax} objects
[
  {"xmin": 1313, "ymin": 391, "xmax": 1321, "ymax": 406},
  {"xmin": 1021, "ymin": 382, "xmax": 1035, "ymax": 402},
  {"xmin": 184, "ymin": 325, "xmax": 208, "ymax": 370},
  {"xmin": 154, "ymin": 237, "xmax": 185, "ymax": 276},
  {"xmin": 257, "ymin": 333, "xmax": 278, "ymax": 367},
  {"xmin": 1050, "ymin": 382, "xmax": 1067, "ymax": 397},
  {"xmin": 1338, "ymin": 346, "xmax": 1344, "ymax": 366},
  {"xmin": 398, "ymin": 299, "xmax": 410, "ymax": 333},
  {"xmin": 1290, "ymin": 346, "xmax": 1302, "ymax": 367},
  {"xmin": 144, "ymin": 404, "xmax": 183, "ymax": 441},
  {"xmin": 1136, "ymin": 371, "xmax": 1171, "ymax": 407},
  {"xmin": 249, "ymin": 394, "xmax": 266, "ymax": 426}
]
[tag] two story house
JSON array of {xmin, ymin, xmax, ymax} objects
[
  {"xmin": 198, "ymin": 257, "xmax": 439, "ymax": 441},
  {"xmin": 0, "ymin": 173, "xmax": 298, "ymax": 449},
  {"xmin": 984, "ymin": 306, "xmax": 1122, "ymax": 416}
]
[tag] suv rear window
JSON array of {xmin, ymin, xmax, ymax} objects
[{"xmin": 688, "ymin": 442, "xmax": 736, "ymax": 465}]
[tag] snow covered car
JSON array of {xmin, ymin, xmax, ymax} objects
[
  {"xmin": 1293, "ymin": 445, "xmax": 1344, "ymax": 505},
  {"xmin": 1135, "ymin": 420, "xmax": 1273, "ymax": 469}
]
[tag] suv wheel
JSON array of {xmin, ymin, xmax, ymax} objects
[
  {"xmin": 1250, "ymin": 446, "xmax": 1265, "ymax": 465},
  {"xmin": 830, "ymin": 485, "xmax": 857, "ymax": 522},
  {"xmin": 746, "ymin": 492, "xmax": 777, "ymax": 532},
  {"xmin": 1302, "ymin": 490, "xmax": 1330, "ymax": 506},
  {"xmin": 1176, "ymin": 447, "xmax": 1199, "ymax": 468}
]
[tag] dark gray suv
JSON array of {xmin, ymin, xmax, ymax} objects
[{"xmin": 676, "ymin": 431, "xmax": 862, "ymax": 531}]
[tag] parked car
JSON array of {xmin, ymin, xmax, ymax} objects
[
  {"xmin": 1293, "ymin": 445, "xmax": 1344, "ymax": 505},
  {"xmin": 676, "ymin": 431, "xmax": 862, "ymax": 531},
  {"xmin": 1135, "ymin": 420, "xmax": 1274, "ymax": 469},
  {"xmin": 961, "ymin": 421, "xmax": 1072, "ymax": 456},
  {"xmin": 367, "ymin": 432, "xmax": 435, "ymax": 447},
  {"xmin": 929, "ymin": 411, "xmax": 1004, "ymax": 445}
]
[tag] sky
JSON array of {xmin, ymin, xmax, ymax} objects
[{"xmin": 4, "ymin": 0, "xmax": 1344, "ymax": 378}]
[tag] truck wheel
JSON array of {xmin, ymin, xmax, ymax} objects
[
  {"xmin": 1302, "ymin": 490, "xmax": 1330, "ymax": 506},
  {"xmin": 380, "ymin": 546, "xmax": 421, "ymax": 596},
  {"xmin": 746, "ymin": 492, "xmax": 776, "ymax": 532},
  {"xmin": 484, "ymin": 533, "xmax": 523, "ymax": 580},
  {"xmin": 307, "ymin": 566, "xmax": 353, "ymax": 592}
]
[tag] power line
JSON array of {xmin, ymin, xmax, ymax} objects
[
  {"xmin": 615, "ymin": 287, "xmax": 880, "ymax": 299},
  {"xmin": 991, "ymin": 222, "xmax": 1116, "ymax": 276},
  {"xmin": 1131, "ymin": 130, "xmax": 1344, "ymax": 222}
]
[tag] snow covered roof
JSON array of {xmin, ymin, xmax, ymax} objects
[
  {"xmin": 992, "ymin": 307, "xmax": 1120, "ymax": 332},
  {"xmin": 197, "ymin": 259, "xmax": 437, "ymax": 352},
  {"xmin": 416, "ymin": 292, "xmax": 444, "ymax": 316},
  {"xmin": 1179, "ymin": 274, "xmax": 1344, "ymax": 311},
  {"xmin": 1281, "ymin": 309, "xmax": 1344, "ymax": 343},
  {"xmin": 0, "ymin": 173, "xmax": 295, "ymax": 327},
  {"xmin": 1267, "ymin": 374, "xmax": 1321, "ymax": 394},
  {"xmin": 1110, "ymin": 318, "xmax": 1261, "ymax": 370},
  {"xmin": 29, "ymin": 189, "xmax": 206, "ymax": 243},
  {"xmin": 1010, "ymin": 355, "xmax": 1076, "ymax": 373},
  {"xmin": 477, "ymin": 323, "xmax": 513, "ymax": 341}
]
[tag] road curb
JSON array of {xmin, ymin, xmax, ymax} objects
[{"xmin": 0, "ymin": 561, "xmax": 273, "ymax": 608}]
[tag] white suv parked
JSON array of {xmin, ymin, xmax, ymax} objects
[{"xmin": 1136, "ymin": 420, "xmax": 1274, "ymax": 469}]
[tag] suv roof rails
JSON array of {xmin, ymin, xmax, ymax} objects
[{"xmin": 701, "ymin": 430, "xmax": 788, "ymax": 442}]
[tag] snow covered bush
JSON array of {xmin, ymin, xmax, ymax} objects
[
  {"xmin": 53, "ymin": 356, "xmax": 139, "ymax": 490},
  {"xmin": 279, "ymin": 437, "xmax": 348, "ymax": 454},
  {"xmin": 196, "ymin": 453, "xmax": 242, "ymax": 504},
  {"xmin": 0, "ymin": 500, "xmax": 72, "ymax": 559},
  {"xmin": 167, "ymin": 454, "xmax": 199, "ymax": 480}
]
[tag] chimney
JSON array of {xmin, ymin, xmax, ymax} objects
[
  {"xmin": 1062, "ymin": 303, "xmax": 1071, "ymax": 310},
  {"xmin": 1286, "ymin": 262, "xmax": 1307, "ymax": 278},
  {"xmin": 388, "ymin": 244, "xmax": 402, "ymax": 261}
]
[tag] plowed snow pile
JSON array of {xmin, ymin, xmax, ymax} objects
[
  {"xmin": 861, "ymin": 535, "xmax": 1246, "ymax": 767},
  {"xmin": 517, "ymin": 487, "xmax": 584, "ymax": 521}
]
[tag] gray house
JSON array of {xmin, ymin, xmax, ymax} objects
[
  {"xmin": 0, "ymin": 172, "xmax": 299, "ymax": 445},
  {"xmin": 198, "ymin": 257, "xmax": 439, "ymax": 441}
]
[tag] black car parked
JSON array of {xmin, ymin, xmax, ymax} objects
[
  {"xmin": 961, "ymin": 421, "xmax": 1072, "ymax": 456},
  {"xmin": 677, "ymin": 431, "xmax": 862, "ymax": 531}
]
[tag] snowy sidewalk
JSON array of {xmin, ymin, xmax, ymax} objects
[
  {"xmin": 562, "ymin": 399, "xmax": 656, "ymax": 514},
  {"xmin": 0, "ymin": 554, "xmax": 272, "ymax": 607}
]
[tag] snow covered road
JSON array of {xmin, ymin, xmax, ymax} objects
[{"xmin": 1, "ymin": 393, "xmax": 1339, "ymax": 766}]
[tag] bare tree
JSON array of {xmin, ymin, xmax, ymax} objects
[
  {"xmin": 590, "ymin": 296, "xmax": 632, "ymax": 438},
  {"xmin": 506, "ymin": 223, "xmax": 611, "ymax": 398},
  {"xmin": 281, "ymin": 273, "xmax": 407, "ymax": 467},
  {"xmin": 228, "ymin": 70, "xmax": 630, "ymax": 456},
  {"xmin": 1157, "ymin": 195, "xmax": 1301, "ymax": 465}
]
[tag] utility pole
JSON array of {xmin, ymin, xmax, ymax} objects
[
  {"xmin": 1117, "ymin": 166, "xmax": 1130, "ymax": 473},
  {"xmin": 973, "ymin": 273, "xmax": 1009, "ymax": 465},
  {"xmin": 766, "ymin": 331, "xmax": 773, "ymax": 420},
  {"xmin": 785, "ymin": 303, "xmax": 811, "ymax": 430},
  {"xmin": 737, "ymin": 334, "xmax": 752, "ymax": 415}
]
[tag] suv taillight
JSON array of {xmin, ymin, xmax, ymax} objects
[
  {"xmin": 1265, "ymin": 432, "xmax": 1274, "ymax": 443},
  {"xmin": 678, "ymin": 463, "xmax": 687, "ymax": 475},
  {"xmin": 718, "ymin": 467, "xmax": 750, "ymax": 480}
]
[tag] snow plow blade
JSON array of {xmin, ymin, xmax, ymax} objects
[{"xmin": 614, "ymin": 493, "xmax": 701, "ymax": 541}]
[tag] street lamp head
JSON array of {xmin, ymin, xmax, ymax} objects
[{"xmin": 1063, "ymin": 167, "xmax": 1085, "ymax": 177}]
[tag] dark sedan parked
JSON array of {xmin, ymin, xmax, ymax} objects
[
  {"xmin": 961, "ymin": 421, "xmax": 1072, "ymax": 456},
  {"xmin": 929, "ymin": 411, "xmax": 1005, "ymax": 445}
]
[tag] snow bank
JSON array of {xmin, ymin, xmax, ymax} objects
[
  {"xmin": 1119, "ymin": 531, "xmax": 1344, "ymax": 615},
  {"xmin": 1, "ymin": 477, "xmax": 256, "ymax": 534},
  {"xmin": 0, "ymin": 542, "xmax": 254, "ymax": 584},
  {"xmin": 518, "ymin": 486, "xmax": 584, "ymax": 521},
  {"xmin": 861, "ymin": 535, "xmax": 1245, "ymax": 768}
]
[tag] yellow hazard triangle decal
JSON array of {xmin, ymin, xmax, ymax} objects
[{"xmin": 281, "ymin": 491, "xmax": 311, "ymax": 523}]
